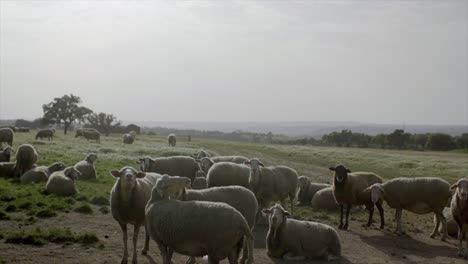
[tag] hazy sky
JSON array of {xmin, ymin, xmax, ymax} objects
[{"xmin": 0, "ymin": 0, "xmax": 467, "ymax": 125}]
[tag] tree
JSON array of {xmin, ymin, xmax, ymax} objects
[
  {"xmin": 387, "ymin": 129, "xmax": 411, "ymax": 149},
  {"xmin": 426, "ymin": 133, "xmax": 457, "ymax": 151},
  {"xmin": 86, "ymin": 112, "xmax": 121, "ymax": 136},
  {"xmin": 42, "ymin": 94, "xmax": 92, "ymax": 134},
  {"xmin": 456, "ymin": 133, "xmax": 468, "ymax": 150}
]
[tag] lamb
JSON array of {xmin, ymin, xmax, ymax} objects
[
  {"xmin": 178, "ymin": 185, "xmax": 258, "ymax": 264},
  {"xmin": 311, "ymin": 187, "xmax": 340, "ymax": 211},
  {"xmin": 0, "ymin": 146, "xmax": 14, "ymax": 162},
  {"xmin": 82, "ymin": 129, "xmax": 101, "ymax": 143},
  {"xmin": 123, "ymin": 131, "xmax": 137, "ymax": 144},
  {"xmin": 263, "ymin": 204, "xmax": 341, "ymax": 261},
  {"xmin": 365, "ymin": 177, "xmax": 451, "ymax": 240},
  {"xmin": 0, "ymin": 127, "xmax": 14, "ymax": 146},
  {"xmin": 245, "ymin": 158, "xmax": 298, "ymax": 216},
  {"xmin": 110, "ymin": 167, "xmax": 162, "ymax": 264},
  {"xmin": 449, "ymin": 178, "xmax": 468, "ymax": 258},
  {"xmin": 45, "ymin": 167, "xmax": 81, "ymax": 196},
  {"xmin": 206, "ymin": 162, "xmax": 251, "ymax": 188},
  {"xmin": 198, "ymin": 156, "xmax": 249, "ymax": 174},
  {"xmin": 137, "ymin": 156, "xmax": 200, "ymax": 184},
  {"xmin": 0, "ymin": 162, "xmax": 16, "ymax": 178},
  {"xmin": 14, "ymin": 144, "xmax": 38, "ymax": 177},
  {"xmin": 167, "ymin": 133, "xmax": 176, "ymax": 147},
  {"xmin": 329, "ymin": 164, "xmax": 384, "ymax": 230},
  {"xmin": 145, "ymin": 175, "xmax": 254, "ymax": 264},
  {"xmin": 35, "ymin": 128, "xmax": 55, "ymax": 140},
  {"xmin": 296, "ymin": 176, "xmax": 330, "ymax": 206},
  {"xmin": 74, "ymin": 153, "xmax": 98, "ymax": 180},
  {"xmin": 20, "ymin": 162, "xmax": 66, "ymax": 184}
]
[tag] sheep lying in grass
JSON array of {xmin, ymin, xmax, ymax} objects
[
  {"xmin": 206, "ymin": 162, "xmax": 251, "ymax": 188},
  {"xmin": 450, "ymin": 178, "xmax": 468, "ymax": 258},
  {"xmin": 167, "ymin": 133, "xmax": 176, "ymax": 147},
  {"xmin": 311, "ymin": 187, "xmax": 340, "ymax": 211},
  {"xmin": 198, "ymin": 156, "xmax": 249, "ymax": 174},
  {"xmin": 21, "ymin": 162, "xmax": 66, "ymax": 184},
  {"xmin": 296, "ymin": 176, "xmax": 330, "ymax": 206},
  {"xmin": 0, "ymin": 146, "xmax": 14, "ymax": 162},
  {"xmin": 0, "ymin": 127, "xmax": 14, "ymax": 146},
  {"xmin": 330, "ymin": 165, "xmax": 384, "ymax": 230},
  {"xmin": 45, "ymin": 167, "xmax": 81, "ymax": 196},
  {"xmin": 145, "ymin": 175, "xmax": 254, "ymax": 264},
  {"xmin": 245, "ymin": 158, "xmax": 298, "ymax": 216},
  {"xmin": 366, "ymin": 177, "xmax": 451, "ymax": 240},
  {"xmin": 35, "ymin": 129, "xmax": 55, "ymax": 140},
  {"xmin": 178, "ymin": 185, "xmax": 258, "ymax": 264},
  {"xmin": 74, "ymin": 153, "xmax": 98, "ymax": 180},
  {"xmin": 137, "ymin": 156, "xmax": 200, "ymax": 184},
  {"xmin": 110, "ymin": 167, "xmax": 161, "ymax": 264},
  {"xmin": 123, "ymin": 131, "xmax": 137, "ymax": 144},
  {"xmin": 0, "ymin": 162, "xmax": 16, "ymax": 178},
  {"xmin": 263, "ymin": 204, "xmax": 341, "ymax": 261},
  {"xmin": 15, "ymin": 144, "xmax": 38, "ymax": 177}
]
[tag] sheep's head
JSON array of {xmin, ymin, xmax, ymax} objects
[
  {"xmin": 64, "ymin": 167, "xmax": 81, "ymax": 181},
  {"xmin": 262, "ymin": 204, "xmax": 290, "ymax": 239},
  {"xmin": 136, "ymin": 156, "xmax": 154, "ymax": 172},
  {"xmin": 49, "ymin": 162, "xmax": 66, "ymax": 173},
  {"xmin": 2, "ymin": 146, "xmax": 14, "ymax": 156},
  {"xmin": 196, "ymin": 150, "xmax": 210, "ymax": 159},
  {"xmin": 451, "ymin": 179, "xmax": 468, "ymax": 202},
  {"xmin": 199, "ymin": 157, "xmax": 214, "ymax": 173},
  {"xmin": 129, "ymin": 131, "xmax": 137, "ymax": 137},
  {"xmin": 364, "ymin": 183, "xmax": 385, "ymax": 204},
  {"xmin": 244, "ymin": 158, "xmax": 264, "ymax": 186},
  {"xmin": 155, "ymin": 175, "xmax": 191, "ymax": 198},
  {"xmin": 329, "ymin": 165, "xmax": 351, "ymax": 184},
  {"xmin": 85, "ymin": 153, "xmax": 98, "ymax": 164},
  {"xmin": 110, "ymin": 166, "xmax": 146, "ymax": 191},
  {"xmin": 298, "ymin": 176, "xmax": 311, "ymax": 190}
]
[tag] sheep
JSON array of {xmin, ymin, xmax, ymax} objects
[
  {"xmin": 145, "ymin": 175, "xmax": 254, "ymax": 264},
  {"xmin": 434, "ymin": 207, "xmax": 458, "ymax": 237},
  {"xmin": 0, "ymin": 162, "xmax": 16, "ymax": 178},
  {"xmin": 45, "ymin": 167, "xmax": 81, "ymax": 196},
  {"xmin": 110, "ymin": 167, "xmax": 162, "ymax": 264},
  {"xmin": 192, "ymin": 177, "xmax": 207, "ymax": 190},
  {"xmin": 74, "ymin": 153, "xmax": 98, "ymax": 180},
  {"xmin": 296, "ymin": 176, "xmax": 330, "ymax": 206},
  {"xmin": 137, "ymin": 156, "xmax": 200, "ymax": 184},
  {"xmin": 263, "ymin": 204, "xmax": 341, "ymax": 261},
  {"xmin": 206, "ymin": 162, "xmax": 251, "ymax": 188},
  {"xmin": 0, "ymin": 127, "xmax": 14, "ymax": 146},
  {"xmin": 0, "ymin": 146, "xmax": 14, "ymax": 162},
  {"xmin": 123, "ymin": 131, "xmax": 137, "ymax": 144},
  {"xmin": 449, "ymin": 178, "xmax": 468, "ymax": 258},
  {"xmin": 194, "ymin": 150, "xmax": 210, "ymax": 159},
  {"xmin": 20, "ymin": 162, "xmax": 66, "ymax": 184},
  {"xmin": 245, "ymin": 158, "xmax": 298, "ymax": 216},
  {"xmin": 167, "ymin": 133, "xmax": 176, "ymax": 147},
  {"xmin": 14, "ymin": 144, "xmax": 38, "ymax": 177},
  {"xmin": 365, "ymin": 177, "xmax": 451, "ymax": 240},
  {"xmin": 198, "ymin": 156, "xmax": 249, "ymax": 174},
  {"xmin": 178, "ymin": 185, "xmax": 258, "ymax": 264},
  {"xmin": 35, "ymin": 129, "xmax": 55, "ymax": 140},
  {"xmin": 75, "ymin": 127, "xmax": 94, "ymax": 138},
  {"xmin": 329, "ymin": 164, "xmax": 384, "ymax": 230},
  {"xmin": 311, "ymin": 187, "xmax": 340, "ymax": 211},
  {"xmin": 82, "ymin": 129, "xmax": 101, "ymax": 143}
]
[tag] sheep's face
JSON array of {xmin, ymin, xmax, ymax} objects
[
  {"xmin": 452, "ymin": 179, "xmax": 468, "ymax": 201},
  {"xmin": 200, "ymin": 158, "xmax": 214, "ymax": 173},
  {"xmin": 64, "ymin": 167, "xmax": 81, "ymax": 181},
  {"xmin": 155, "ymin": 176, "xmax": 191, "ymax": 198},
  {"xmin": 368, "ymin": 184, "xmax": 385, "ymax": 204},
  {"xmin": 298, "ymin": 177, "xmax": 310, "ymax": 190},
  {"xmin": 329, "ymin": 165, "xmax": 351, "ymax": 183},
  {"xmin": 263, "ymin": 204, "xmax": 289, "ymax": 232},
  {"xmin": 86, "ymin": 153, "xmax": 98, "ymax": 163},
  {"xmin": 49, "ymin": 162, "xmax": 66, "ymax": 173},
  {"xmin": 3, "ymin": 147, "xmax": 14, "ymax": 156},
  {"xmin": 136, "ymin": 156, "xmax": 153, "ymax": 172},
  {"xmin": 110, "ymin": 167, "xmax": 146, "ymax": 191},
  {"xmin": 245, "ymin": 158, "xmax": 264, "ymax": 173}
]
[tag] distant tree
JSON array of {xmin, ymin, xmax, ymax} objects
[
  {"xmin": 425, "ymin": 133, "xmax": 457, "ymax": 151},
  {"xmin": 387, "ymin": 129, "xmax": 411, "ymax": 149},
  {"xmin": 42, "ymin": 94, "xmax": 92, "ymax": 134},
  {"xmin": 456, "ymin": 133, "xmax": 468, "ymax": 150},
  {"xmin": 410, "ymin": 134, "xmax": 429, "ymax": 150},
  {"xmin": 86, "ymin": 112, "xmax": 121, "ymax": 136}
]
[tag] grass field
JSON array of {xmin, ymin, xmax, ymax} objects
[{"xmin": 1, "ymin": 130, "xmax": 467, "ymax": 263}]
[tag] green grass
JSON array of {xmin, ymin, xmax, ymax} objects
[
  {"xmin": 74, "ymin": 203, "xmax": 93, "ymax": 214},
  {"xmin": 4, "ymin": 227, "xmax": 98, "ymax": 246}
]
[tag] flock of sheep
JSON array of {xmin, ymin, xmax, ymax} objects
[{"xmin": 1, "ymin": 127, "xmax": 468, "ymax": 263}]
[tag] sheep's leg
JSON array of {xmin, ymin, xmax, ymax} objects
[
  {"xmin": 458, "ymin": 228, "xmax": 464, "ymax": 257},
  {"xmin": 440, "ymin": 214, "xmax": 448, "ymax": 242},
  {"xmin": 395, "ymin": 209, "xmax": 403, "ymax": 235},
  {"xmin": 207, "ymin": 255, "xmax": 220, "ymax": 264},
  {"xmin": 376, "ymin": 201, "xmax": 385, "ymax": 229},
  {"xmin": 227, "ymin": 247, "xmax": 240, "ymax": 264},
  {"xmin": 119, "ymin": 223, "xmax": 129, "ymax": 264},
  {"xmin": 132, "ymin": 224, "xmax": 140, "ymax": 264},
  {"xmin": 366, "ymin": 204, "xmax": 374, "ymax": 227},
  {"xmin": 156, "ymin": 242, "xmax": 171, "ymax": 264},
  {"xmin": 339, "ymin": 205, "xmax": 344, "ymax": 229},
  {"xmin": 186, "ymin": 256, "xmax": 196, "ymax": 264},
  {"xmin": 142, "ymin": 224, "xmax": 149, "ymax": 255},
  {"xmin": 431, "ymin": 213, "xmax": 441, "ymax": 239},
  {"xmin": 240, "ymin": 236, "xmax": 254, "ymax": 264},
  {"xmin": 343, "ymin": 204, "xmax": 351, "ymax": 230}
]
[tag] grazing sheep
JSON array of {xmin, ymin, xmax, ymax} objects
[
  {"xmin": 0, "ymin": 162, "xmax": 16, "ymax": 178},
  {"xmin": 14, "ymin": 144, "xmax": 38, "ymax": 177},
  {"xmin": 167, "ymin": 133, "xmax": 176, "ymax": 147},
  {"xmin": 110, "ymin": 167, "xmax": 162, "ymax": 264},
  {"xmin": 21, "ymin": 162, "xmax": 66, "ymax": 184},
  {"xmin": 74, "ymin": 153, "xmax": 98, "ymax": 180},
  {"xmin": 82, "ymin": 129, "xmax": 101, "ymax": 143},
  {"xmin": 35, "ymin": 129, "xmax": 55, "ymax": 140},
  {"xmin": 123, "ymin": 131, "xmax": 137, "ymax": 144},
  {"xmin": 311, "ymin": 187, "xmax": 340, "ymax": 211},
  {"xmin": 296, "ymin": 176, "xmax": 330, "ymax": 206},
  {"xmin": 434, "ymin": 207, "xmax": 458, "ymax": 237},
  {"xmin": 199, "ymin": 156, "xmax": 249, "ymax": 174},
  {"xmin": 45, "ymin": 167, "xmax": 81, "ymax": 196},
  {"xmin": 145, "ymin": 175, "xmax": 254, "ymax": 264},
  {"xmin": 0, "ymin": 127, "xmax": 14, "ymax": 146},
  {"xmin": 263, "ymin": 204, "xmax": 341, "ymax": 261},
  {"xmin": 245, "ymin": 158, "xmax": 298, "ymax": 216},
  {"xmin": 75, "ymin": 128, "xmax": 94, "ymax": 138},
  {"xmin": 366, "ymin": 177, "xmax": 451, "ymax": 240},
  {"xmin": 449, "ymin": 179, "xmax": 468, "ymax": 258},
  {"xmin": 137, "ymin": 156, "xmax": 200, "ymax": 184},
  {"xmin": 329, "ymin": 165, "xmax": 384, "ymax": 230},
  {"xmin": 0, "ymin": 146, "xmax": 14, "ymax": 162},
  {"xmin": 206, "ymin": 162, "xmax": 251, "ymax": 188},
  {"xmin": 179, "ymin": 185, "xmax": 258, "ymax": 264}
]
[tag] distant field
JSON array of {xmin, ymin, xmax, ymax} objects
[{"xmin": 1, "ymin": 130, "xmax": 467, "ymax": 263}]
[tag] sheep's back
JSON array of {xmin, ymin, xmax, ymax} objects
[
  {"xmin": 206, "ymin": 162, "xmax": 250, "ymax": 188},
  {"xmin": 151, "ymin": 156, "xmax": 198, "ymax": 180},
  {"xmin": 46, "ymin": 173, "xmax": 76, "ymax": 196},
  {"xmin": 20, "ymin": 166, "xmax": 49, "ymax": 183},
  {"xmin": 74, "ymin": 161, "xmax": 96, "ymax": 180}
]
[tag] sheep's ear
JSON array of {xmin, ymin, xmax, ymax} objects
[
  {"xmin": 329, "ymin": 167, "xmax": 335, "ymax": 171},
  {"xmin": 259, "ymin": 161, "xmax": 265, "ymax": 167},
  {"xmin": 450, "ymin": 183, "xmax": 459, "ymax": 190},
  {"xmin": 110, "ymin": 170, "xmax": 120, "ymax": 177},
  {"xmin": 284, "ymin": 211, "xmax": 291, "ymax": 217},
  {"xmin": 136, "ymin": 172, "xmax": 146, "ymax": 178},
  {"xmin": 346, "ymin": 169, "xmax": 352, "ymax": 173},
  {"xmin": 262, "ymin": 209, "xmax": 272, "ymax": 215}
]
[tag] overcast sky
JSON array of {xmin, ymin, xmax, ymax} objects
[{"xmin": 0, "ymin": 0, "xmax": 467, "ymax": 125}]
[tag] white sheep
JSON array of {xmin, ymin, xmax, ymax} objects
[
  {"xmin": 263, "ymin": 204, "xmax": 341, "ymax": 261},
  {"xmin": 74, "ymin": 153, "xmax": 98, "ymax": 180},
  {"xmin": 296, "ymin": 176, "xmax": 330, "ymax": 206},
  {"xmin": 167, "ymin": 133, "xmax": 176, "ymax": 147},
  {"xmin": 0, "ymin": 146, "xmax": 14, "ymax": 162},
  {"xmin": 198, "ymin": 156, "xmax": 249, "ymax": 174},
  {"xmin": 35, "ymin": 129, "xmax": 55, "ymax": 140},
  {"xmin": 123, "ymin": 131, "xmax": 137, "ymax": 144},
  {"xmin": 45, "ymin": 167, "xmax": 81, "ymax": 196},
  {"xmin": 311, "ymin": 187, "xmax": 340, "ymax": 211},
  {"xmin": 206, "ymin": 162, "xmax": 251, "ymax": 188},
  {"xmin": 365, "ymin": 177, "xmax": 451, "ymax": 240},
  {"xmin": 15, "ymin": 144, "xmax": 38, "ymax": 177},
  {"xmin": 137, "ymin": 155, "xmax": 200, "ymax": 184},
  {"xmin": 192, "ymin": 177, "xmax": 207, "ymax": 190},
  {"xmin": 434, "ymin": 207, "xmax": 458, "ymax": 237},
  {"xmin": 450, "ymin": 178, "xmax": 468, "ymax": 258},
  {"xmin": 0, "ymin": 127, "xmax": 14, "ymax": 146},
  {"xmin": 21, "ymin": 162, "xmax": 66, "ymax": 184},
  {"xmin": 329, "ymin": 164, "xmax": 384, "ymax": 230},
  {"xmin": 145, "ymin": 175, "xmax": 254, "ymax": 264},
  {"xmin": 110, "ymin": 167, "xmax": 161, "ymax": 264}
]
